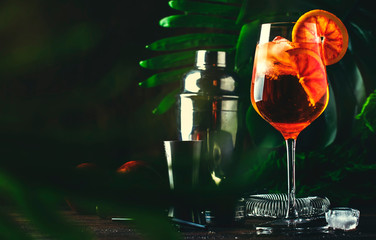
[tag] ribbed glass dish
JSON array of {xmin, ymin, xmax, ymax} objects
[{"xmin": 245, "ymin": 193, "xmax": 330, "ymax": 218}]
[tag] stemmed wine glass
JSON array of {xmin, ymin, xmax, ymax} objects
[{"xmin": 250, "ymin": 22, "xmax": 329, "ymax": 230}]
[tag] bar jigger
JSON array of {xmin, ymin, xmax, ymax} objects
[{"xmin": 164, "ymin": 140, "xmax": 206, "ymax": 227}]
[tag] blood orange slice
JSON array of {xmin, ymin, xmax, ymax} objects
[
  {"xmin": 292, "ymin": 9, "xmax": 349, "ymax": 65},
  {"xmin": 287, "ymin": 48, "xmax": 328, "ymax": 106}
]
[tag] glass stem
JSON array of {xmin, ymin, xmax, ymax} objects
[{"xmin": 285, "ymin": 138, "xmax": 298, "ymax": 219}]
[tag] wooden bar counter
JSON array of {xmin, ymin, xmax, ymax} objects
[{"xmin": 55, "ymin": 208, "xmax": 376, "ymax": 239}]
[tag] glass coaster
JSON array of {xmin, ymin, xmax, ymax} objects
[{"xmin": 245, "ymin": 193, "xmax": 330, "ymax": 218}]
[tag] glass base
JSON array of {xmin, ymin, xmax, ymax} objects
[
  {"xmin": 256, "ymin": 216, "xmax": 329, "ymax": 234},
  {"xmin": 245, "ymin": 193, "xmax": 330, "ymax": 218}
]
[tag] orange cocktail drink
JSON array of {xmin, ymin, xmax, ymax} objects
[{"xmin": 251, "ymin": 30, "xmax": 329, "ymax": 139}]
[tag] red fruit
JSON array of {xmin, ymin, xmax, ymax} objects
[
  {"xmin": 117, "ymin": 160, "xmax": 148, "ymax": 174},
  {"xmin": 76, "ymin": 162, "xmax": 97, "ymax": 170},
  {"xmin": 115, "ymin": 160, "xmax": 163, "ymax": 192}
]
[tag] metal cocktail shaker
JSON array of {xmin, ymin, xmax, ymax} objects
[
  {"xmin": 177, "ymin": 50, "xmax": 244, "ymax": 183},
  {"xmin": 177, "ymin": 50, "xmax": 246, "ymax": 224}
]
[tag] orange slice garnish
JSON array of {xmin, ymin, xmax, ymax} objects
[
  {"xmin": 287, "ymin": 48, "xmax": 328, "ymax": 106},
  {"xmin": 292, "ymin": 9, "xmax": 349, "ymax": 65}
]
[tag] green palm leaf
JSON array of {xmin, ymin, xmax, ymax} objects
[
  {"xmin": 146, "ymin": 33, "xmax": 238, "ymax": 51},
  {"xmin": 140, "ymin": 51, "xmax": 195, "ymax": 70},
  {"xmin": 152, "ymin": 88, "xmax": 180, "ymax": 115},
  {"xmin": 234, "ymin": 20, "xmax": 259, "ymax": 79},
  {"xmin": 356, "ymin": 90, "xmax": 376, "ymax": 133},
  {"xmin": 160, "ymin": 15, "xmax": 240, "ymax": 30},
  {"xmin": 168, "ymin": 0, "xmax": 241, "ymax": 17},
  {"xmin": 139, "ymin": 67, "xmax": 191, "ymax": 87},
  {"xmin": 202, "ymin": 0, "xmax": 243, "ymax": 3}
]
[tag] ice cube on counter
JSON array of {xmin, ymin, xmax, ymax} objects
[{"xmin": 325, "ymin": 207, "xmax": 360, "ymax": 231}]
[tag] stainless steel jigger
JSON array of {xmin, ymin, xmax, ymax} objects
[{"xmin": 164, "ymin": 140, "xmax": 206, "ymax": 228}]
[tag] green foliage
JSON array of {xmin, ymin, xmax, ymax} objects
[
  {"xmin": 356, "ymin": 90, "xmax": 376, "ymax": 133},
  {"xmin": 140, "ymin": 51, "xmax": 196, "ymax": 69},
  {"xmin": 146, "ymin": 33, "xmax": 238, "ymax": 51},
  {"xmin": 139, "ymin": 67, "xmax": 191, "ymax": 87},
  {"xmin": 152, "ymin": 88, "xmax": 180, "ymax": 115},
  {"xmin": 169, "ymin": 0, "xmax": 241, "ymax": 17},
  {"xmin": 234, "ymin": 20, "xmax": 259, "ymax": 79},
  {"xmin": 160, "ymin": 15, "xmax": 240, "ymax": 30}
]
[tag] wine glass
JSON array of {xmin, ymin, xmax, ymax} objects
[{"xmin": 250, "ymin": 22, "xmax": 329, "ymax": 230}]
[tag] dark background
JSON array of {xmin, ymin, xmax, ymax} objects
[{"xmin": 0, "ymin": 0, "xmax": 177, "ymax": 177}]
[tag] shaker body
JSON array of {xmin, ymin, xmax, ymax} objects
[
  {"xmin": 176, "ymin": 50, "xmax": 247, "ymax": 225},
  {"xmin": 176, "ymin": 49, "xmax": 247, "ymax": 184}
]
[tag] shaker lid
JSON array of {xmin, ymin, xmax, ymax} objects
[
  {"xmin": 181, "ymin": 49, "xmax": 240, "ymax": 96},
  {"xmin": 195, "ymin": 50, "xmax": 226, "ymax": 68}
]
